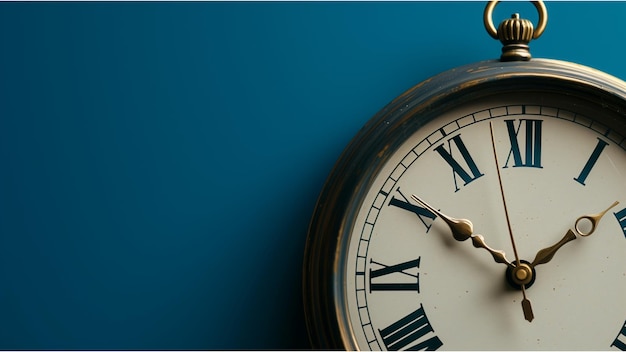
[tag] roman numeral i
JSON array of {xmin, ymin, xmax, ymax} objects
[{"xmin": 574, "ymin": 138, "xmax": 609, "ymax": 186}]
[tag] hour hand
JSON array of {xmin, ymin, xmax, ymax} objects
[
  {"xmin": 411, "ymin": 194, "xmax": 513, "ymax": 267},
  {"xmin": 530, "ymin": 201, "xmax": 620, "ymax": 268}
]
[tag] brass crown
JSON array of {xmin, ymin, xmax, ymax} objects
[{"xmin": 498, "ymin": 13, "xmax": 534, "ymax": 61}]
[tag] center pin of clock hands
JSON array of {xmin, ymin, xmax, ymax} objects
[{"xmin": 413, "ymin": 173, "xmax": 619, "ymax": 325}]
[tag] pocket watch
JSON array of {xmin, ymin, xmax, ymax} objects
[{"xmin": 303, "ymin": 1, "xmax": 626, "ymax": 350}]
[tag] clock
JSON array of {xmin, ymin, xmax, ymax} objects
[{"xmin": 303, "ymin": 1, "xmax": 626, "ymax": 350}]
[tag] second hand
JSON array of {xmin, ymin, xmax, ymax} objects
[{"xmin": 489, "ymin": 121, "xmax": 534, "ymax": 322}]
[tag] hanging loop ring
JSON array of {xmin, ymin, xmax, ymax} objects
[{"xmin": 484, "ymin": 1, "xmax": 548, "ymax": 40}]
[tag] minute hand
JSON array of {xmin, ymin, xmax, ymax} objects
[
  {"xmin": 411, "ymin": 195, "xmax": 513, "ymax": 268},
  {"xmin": 530, "ymin": 201, "xmax": 619, "ymax": 268}
]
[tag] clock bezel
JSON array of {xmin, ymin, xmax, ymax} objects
[{"xmin": 302, "ymin": 58, "xmax": 626, "ymax": 350}]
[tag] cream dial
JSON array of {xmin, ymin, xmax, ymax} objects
[{"xmin": 342, "ymin": 93, "xmax": 626, "ymax": 350}]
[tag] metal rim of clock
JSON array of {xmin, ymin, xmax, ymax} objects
[
  {"xmin": 302, "ymin": 58, "xmax": 626, "ymax": 349},
  {"xmin": 483, "ymin": 0, "xmax": 547, "ymax": 40}
]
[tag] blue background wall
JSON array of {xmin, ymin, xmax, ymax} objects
[{"xmin": 1, "ymin": 1, "xmax": 625, "ymax": 350}]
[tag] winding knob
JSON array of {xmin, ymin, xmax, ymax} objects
[
  {"xmin": 498, "ymin": 14, "xmax": 534, "ymax": 61},
  {"xmin": 483, "ymin": 1, "xmax": 548, "ymax": 62}
]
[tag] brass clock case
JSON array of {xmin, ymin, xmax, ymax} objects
[{"xmin": 302, "ymin": 58, "xmax": 626, "ymax": 349}]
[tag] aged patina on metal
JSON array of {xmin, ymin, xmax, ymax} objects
[{"xmin": 303, "ymin": 1, "xmax": 626, "ymax": 349}]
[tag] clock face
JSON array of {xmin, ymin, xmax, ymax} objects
[{"xmin": 340, "ymin": 91, "xmax": 626, "ymax": 350}]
